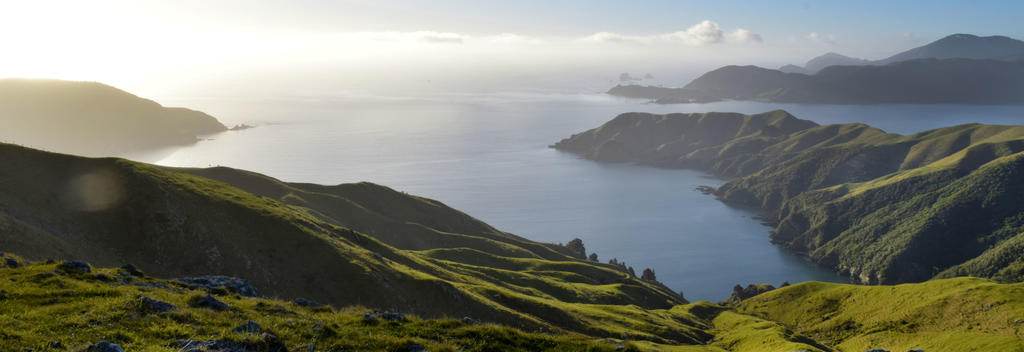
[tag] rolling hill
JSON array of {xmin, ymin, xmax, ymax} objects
[{"xmin": 553, "ymin": 110, "xmax": 1024, "ymax": 285}]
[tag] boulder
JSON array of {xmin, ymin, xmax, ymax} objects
[
  {"xmin": 136, "ymin": 295, "xmax": 175, "ymax": 313},
  {"xmin": 120, "ymin": 264, "xmax": 144, "ymax": 277},
  {"xmin": 190, "ymin": 294, "xmax": 229, "ymax": 311},
  {"xmin": 4, "ymin": 257, "xmax": 20, "ymax": 268},
  {"xmin": 80, "ymin": 342, "xmax": 125, "ymax": 352},
  {"xmin": 58, "ymin": 261, "xmax": 91, "ymax": 274},
  {"xmin": 292, "ymin": 298, "xmax": 325, "ymax": 308},
  {"xmin": 232, "ymin": 320, "xmax": 263, "ymax": 335},
  {"xmin": 176, "ymin": 276, "xmax": 261, "ymax": 297}
]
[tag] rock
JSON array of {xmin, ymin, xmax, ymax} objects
[
  {"xmin": 258, "ymin": 333, "xmax": 288, "ymax": 352},
  {"xmin": 136, "ymin": 295, "xmax": 175, "ymax": 313},
  {"xmin": 232, "ymin": 320, "xmax": 263, "ymax": 335},
  {"xmin": 48, "ymin": 341, "xmax": 64, "ymax": 349},
  {"xmin": 292, "ymin": 298, "xmax": 325, "ymax": 307},
  {"xmin": 4, "ymin": 257, "xmax": 20, "ymax": 268},
  {"xmin": 174, "ymin": 339, "xmax": 246, "ymax": 352},
  {"xmin": 461, "ymin": 316, "xmax": 475, "ymax": 324},
  {"xmin": 173, "ymin": 333, "xmax": 285, "ymax": 352},
  {"xmin": 176, "ymin": 276, "xmax": 261, "ymax": 297},
  {"xmin": 58, "ymin": 261, "xmax": 91, "ymax": 274},
  {"xmin": 80, "ymin": 342, "xmax": 124, "ymax": 352},
  {"xmin": 408, "ymin": 344, "xmax": 428, "ymax": 352},
  {"xmin": 378, "ymin": 312, "xmax": 406, "ymax": 321},
  {"xmin": 120, "ymin": 264, "xmax": 144, "ymax": 276},
  {"xmin": 190, "ymin": 294, "xmax": 229, "ymax": 311},
  {"xmin": 362, "ymin": 313, "xmax": 377, "ymax": 322}
]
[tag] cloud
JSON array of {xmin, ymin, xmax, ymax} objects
[
  {"xmin": 806, "ymin": 32, "xmax": 838, "ymax": 45},
  {"xmin": 581, "ymin": 20, "xmax": 761, "ymax": 45},
  {"xmin": 413, "ymin": 31, "xmax": 466, "ymax": 44},
  {"xmin": 727, "ymin": 29, "xmax": 763, "ymax": 43},
  {"xmin": 487, "ymin": 33, "xmax": 544, "ymax": 45}
]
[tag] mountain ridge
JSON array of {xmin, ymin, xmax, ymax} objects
[{"xmin": 553, "ymin": 110, "xmax": 1024, "ymax": 285}]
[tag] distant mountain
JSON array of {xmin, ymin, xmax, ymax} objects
[
  {"xmin": 876, "ymin": 33, "xmax": 1024, "ymax": 64},
  {"xmin": 554, "ymin": 110, "xmax": 1024, "ymax": 284},
  {"xmin": 614, "ymin": 58, "xmax": 1024, "ymax": 104},
  {"xmin": 0, "ymin": 79, "xmax": 227, "ymax": 156},
  {"xmin": 618, "ymin": 33, "xmax": 1024, "ymax": 104},
  {"xmin": 803, "ymin": 52, "xmax": 871, "ymax": 72},
  {"xmin": 777, "ymin": 64, "xmax": 811, "ymax": 74}
]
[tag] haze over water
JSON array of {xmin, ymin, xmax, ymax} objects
[{"xmin": 153, "ymin": 93, "xmax": 1024, "ymax": 301}]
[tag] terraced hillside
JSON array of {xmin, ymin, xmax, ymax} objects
[{"xmin": 553, "ymin": 110, "xmax": 1024, "ymax": 285}]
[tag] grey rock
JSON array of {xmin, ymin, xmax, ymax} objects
[
  {"xmin": 292, "ymin": 298, "xmax": 325, "ymax": 307},
  {"xmin": 191, "ymin": 294, "xmax": 229, "ymax": 311},
  {"xmin": 4, "ymin": 258, "xmax": 19, "ymax": 268},
  {"xmin": 58, "ymin": 261, "xmax": 91, "ymax": 274},
  {"xmin": 408, "ymin": 344, "xmax": 428, "ymax": 352},
  {"xmin": 461, "ymin": 316, "xmax": 475, "ymax": 324},
  {"xmin": 378, "ymin": 312, "xmax": 406, "ymax": 321},
  {"xmin": 136, "ymin": 295, "xmax": 175, "ymax": 313},
  {"xmin": 80, "ymin": 342, "xmax": 124, "ymax": 352},
  {"xmin": 176, "ymin": 276, "xmax": 261, "ymax": 297},
  {"xmin": 120, "ymin": 264, "xmax": 144, "ymax": 276},
  {"xmin": 232, "ymin": 320, "xmax": 263, "ymax": 335}
]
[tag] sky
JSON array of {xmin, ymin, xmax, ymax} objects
[{"xmin": 1, "ymin": 0, "xmax": 1021, "ymax": 99}]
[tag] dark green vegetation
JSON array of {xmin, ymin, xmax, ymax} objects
[
  {"xmin": 610, "ymin": 34, "xmax": 1024, "ymax": 104},
  {"xmin": 0, "ymin": 79, "xmax": 226, "ymax": 156},
  {"xmin": 3, "ymin": 253, "xmax": 1022, "ymax": 351},
  {"xmin": 553, "ymin": 110, "xmax": 1024, "ymax": 285}
]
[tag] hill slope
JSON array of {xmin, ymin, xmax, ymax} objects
[
  {"xmin": 3, "ymin": 254, "xmax": 1021, "ymax": 351},
  {"xmin": 0, "ymin": 142, "xmax": 708, "ymax": 343},
  {"xmin": 0, "ymin": 79, "xmax": 227, "ymax": 156},
  {"xmin": 553, "ymin": 111, "xmax": 1024, "ymax": 285}
]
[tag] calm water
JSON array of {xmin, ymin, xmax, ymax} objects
[{"xmin": 149, "ymin": 94, "xmax": 1024, "ymax": 301}]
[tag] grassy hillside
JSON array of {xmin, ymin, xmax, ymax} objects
[
  {"xmin": 737, "ymin": 278, "xmax": 1024, "ymax": 351},
  {"xmin": 554, "ymin": 111, "xmax": 1024, "ymax": 285},
  {"xmin": 0, "ymin": 142, "xmax": 703, "ymax": 343},
  {"xmin": 0, "ymin": 78, "xmax": 226, "ymax": 156},
  {"xmin": 3, "ymin": 254, "xmax": 1021, "ymax": 351}
]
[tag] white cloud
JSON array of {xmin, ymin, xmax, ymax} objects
[
  {"xmin": 727, "ymin": 29, "xmax": 763, "ymax": 43},
  {"xmin": 580, "ymin": 20, "xmax": 761, "ymax": 45},
  {"xmin": 486, "ymin": 33, "xmax": 544, "ymax": 45},
  {"xmin": 412, "ymin": 31, "xmax": 466, "ymax": 44},
  {"xmin": 806, "ymin": 32, "xmax": 838, "ymax": 45}
]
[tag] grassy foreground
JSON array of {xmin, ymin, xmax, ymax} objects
[{"xmin": 4, "ymin": 253, "xmax": 1023, "ymax": 351}]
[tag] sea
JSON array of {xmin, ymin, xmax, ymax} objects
[{"xmin": 146, "ymin": 92, "xmax": 1024, "ymax": 301}]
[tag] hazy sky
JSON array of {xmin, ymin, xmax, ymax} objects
[{"xmin": 2, "ymin": 0, "xmax": 1021, "ymax": 99}]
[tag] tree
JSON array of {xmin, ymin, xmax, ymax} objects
[
  {"xmin": 628, "ymin": 266, "xmax": 636, "ymax": 277},
  {"xmin": 588, "ymin": 253, "xmax": 598, "ymax": 262},
  {"xmin": 565, "ymin": 238, "xmax": 586, "ymax": 259},
  {"xmin": 641, "ymin": 268, "xmax": 657, "ymax": 281}
]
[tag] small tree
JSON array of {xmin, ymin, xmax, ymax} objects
[
  {"xmin": 565, "ymin": 238, "xmax": 586, "ymax": 259},
  {"xmin": 641, "ymin": 268, "xmax": 657, "ymax": 281},
  {"xmin": 628, "ymin": 266, "xmax": 636, "ymax": 277},
  {"xmin": 588, "ymin": 253, "xmax": 598, "ymax": 262}
]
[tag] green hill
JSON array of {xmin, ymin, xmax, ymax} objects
[
  {"xmin": 0, "ymin": 142, "xmax": 699, "ymax": 343},
  {"xmin": 553, "ymin": 111, "xmax": 1024, "ymax": 285},
  {"xmin": 0, "ymin": 78, "xmax": 227, "ymax": 156},
  {"xmin": 3, "ymin": 253, "xmax": 1021, "ymax": 351}
]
